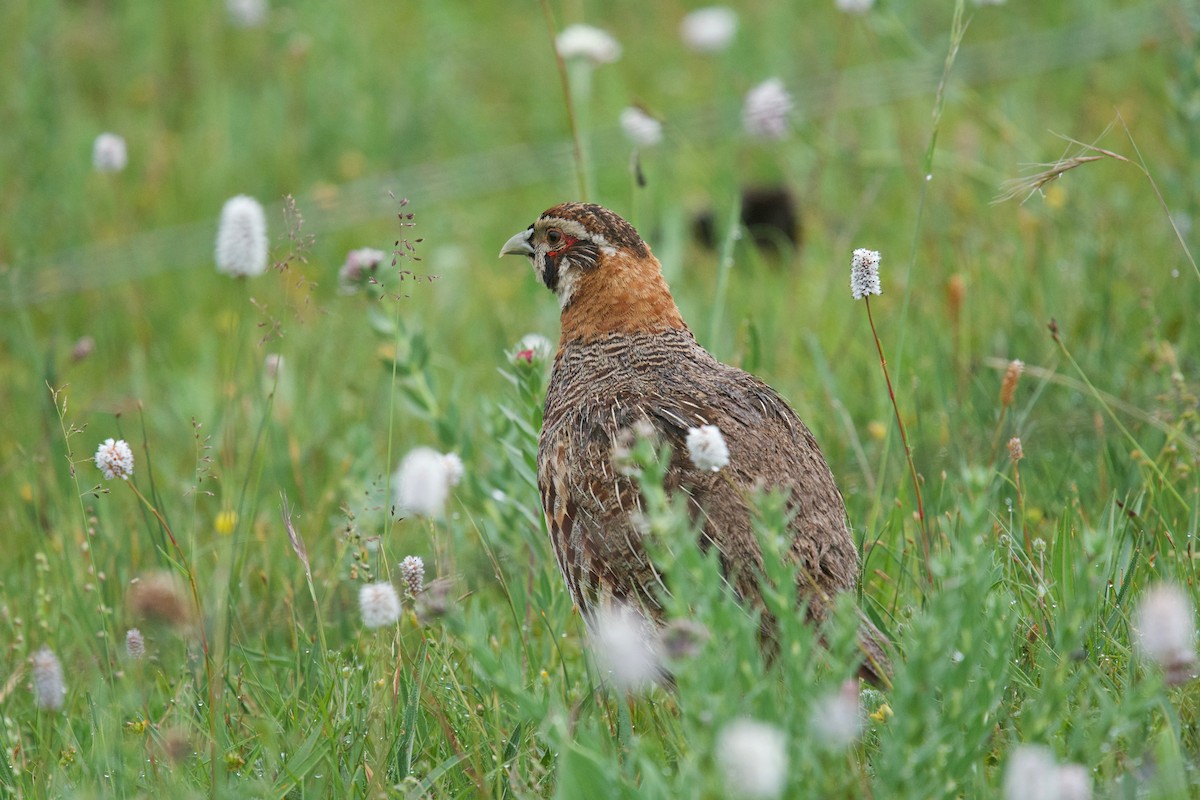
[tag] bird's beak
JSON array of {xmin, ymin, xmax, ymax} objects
[{"xmin": 499, "ymin": 228, "xmax": 535, "ymax": 259}]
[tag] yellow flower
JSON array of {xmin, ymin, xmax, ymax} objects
[
  {"xmin": 867, "ymin": 421, "xmax": 887, "ymax": 441},
  {"xmin": 215, "ymin": 509, "xmax": 238, "ymax": 536},
  {"xmin": 869, "ymin": 703, "xmax": 893, "ymax": 724},
  {"xmin": 20, "ymin": 483, "xmax": 33, "ymax": 503}
]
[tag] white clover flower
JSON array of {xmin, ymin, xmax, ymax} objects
[
  {"xmin": 92, "ymin": 133, "xmax": 127, "ymax": 173},
  {"xmin": 680, "ymin": 7, "xmax": 738, "ymax": 53},
  {"xmin": 338, "ymin": 247, "xmax": 387, "ymax": 293},
  {"xmin": 392, "ymin": 447, "xmax": 460, "ymax": 519},
  {"xmin": 686, "ymin": 424, "xmax": 730, "ymax": 472},
  {"xmin": 95, "ymin": 438, "xmax": 134, "ymax": 481},
  {"xmin": 742, "ymin": 78, "xmax": 793, "ymax": 141},
  {"xmin": 588, "ymin": 604, "xmax": 662, "ymax": 692},
  {"xmin": 835, "ymin": 0, "xmax": 875, "ymax": 13},
  {"xmin": 399, "ymin": 555, "xmax": 425, "ymax": 597},
  {"xmin": 226, "ymin": 0, "xmax": 268, "ymax": 28},
  {"xmin": 509, "ymin": 333, "xmax": 555, "ymax": 365},
  {"xmin": 31, "ymin": 647, "xmax": 66, "ymax": 711},
  {"xmin": 810, "ymin": 679, "xmax": 863, "ymax": 749},
  {"xmin": 716, "ymin": 718, "xmax": 788, "ymax": 799},
  {"xmin": 215, "ymin": 195, "xmax": 268, "ymax": 278},
  {"xmin": 850, "ymin": 248, "xmax": 882, "ymax": 300},
  {"xmin": 1134, "ymin": 583, "xmax": 1198, "ymax": 685},
  {"xmin": 619, "ymin": 107, "xmax": 663, "ymax": 148},
  {"xmin": 359, "ymin": 582, "xmax": 401, "ymax": 629},
  {"xmin": 125, "ymin": 628, "xmax": 146, "ymax": 660},
  {"xmin": 1004, "ymin": 745, "xmax": 1091, "ymax": 800},
  {"xmin": 556, "ymin": 24, "xmax": 622, "ymax": 64}
]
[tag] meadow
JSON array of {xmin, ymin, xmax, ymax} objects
[{"xmin": 2, "ymin": 0, "xmax": 1200, "ymax": 796}]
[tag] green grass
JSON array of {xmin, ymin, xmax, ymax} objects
[{"xmin": 3, "ymin": 0, "xmax": 1200, "ymax": 796}]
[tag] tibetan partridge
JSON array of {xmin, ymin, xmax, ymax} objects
[{"xmin": 500, "ymin": 202, "xmax": 889, "ymax": 684}]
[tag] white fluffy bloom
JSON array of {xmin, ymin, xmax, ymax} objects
[
  {"xmin": 338, "ymin": 247, "xmax": 387, "ymax": 293},
  {"xmin": 125, "ymin": 628, "xmax": 146, "ymax": 660},
  {"xmin": 835, "ymin": 0, "xmax": 875, "ymax": 13},
  {"xmin": 359, "ymin": 582, "xmax": 401, "ymax": 629},
  {"xmin": 226, "ymin": 0, "xmax": 268, "ymax": 27},
  {"xmin": 556, "ymin": 24, "xmax": 622, "ymax": 64},
  {"xmin": 810, "ymin": 680, "xmax": 863, "ymax": 749},
  {"xmin": 399, "ymin": 555, "xmax": 425, "ymax": 596},
  {"xmin": 619, "ymin": 107, "xmax": 663, "ymax": 148},
  {"xmin": 680, "ymin": 7, "xmax": 738, "ymax": 53},
  {"xmin": 509, "ymin": 333, "xmax": 555, "ymax": 365},
  {"xmin": 588, "ymin": 604, "xmax": 662, "ymax": 692},
  {"xmin": 94, "ymin": 438, "xmax": 134, "ymax": 480},
  {"xmin": 742, "ymin": 78, "xmax": 793, "ymax": 140},
  {"xmin": 1004, "ymin": 745, "xmax": 1091, "ymax": 800},
  {"xmin": 215, "ymin": 195, "xmax": 268, "ymax": 278},
  {"xmin": 1134, "ymin": 583, "xmax": 1198, "ymax": 685},
  {"xmin": 686, "ymin": 424, "xmax": 730, "ymax": 472},
  {"xmin": 392, "ymin": 447, "xmax": 461, "ymax": 519},
  {"xmin": 92, "ymin": 133, "xmax": 127, "ymax": 173},
  {"xmin": 850, "ymin": 248, "xmax": 882, "ymax": 299},
  {"xmin": 716, "ymin": 718, "xmax": 788, "ymax": 799},
  {"xmin": 31, "ymin": 647, "xmax": 66, "ymax": 711}
]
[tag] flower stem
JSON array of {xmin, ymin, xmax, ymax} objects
[{"xmin": 865, "ymin": 297, "xmax": 931, "ymax": 585}]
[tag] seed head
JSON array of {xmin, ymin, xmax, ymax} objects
[
  {"xmin": 716, "ymin": 718, "xmax": 788, "ymax": 799},
  {"xmin": 680, "ymin": 7, "xmax": 738, "ymax": 53},
  {"xmin": 215, "ymin": 195, "xmax": 268, "ymax": 278},
  {"xmin": 399, "ymin": 555, "xmax": 425, "ymax": 597},
  {"xmin": 556, "ymin": 24, "xmax": 621, "ymax": 64},
  {"xmin": 1134, "ymin": 583, "xmax": 1198, "ymax": 685},
  {"xmin": 71, "ymin": 335, "xmax": 96, "ymax": 362},
  {"xmin": 742, "ymin": 78, "xmax": 793, "ymax": 140},
  {"xmin": 359, "ymin": 582, "xmax": 401, "ymax": 629},
  {"xmin": 95, "ymin": 438, "xmax": 134, "ymax": 481},
  {"xmin": 850, "ymin": 248, "xmax": 882, "ymax": 299},
  {"xmin": 1001, "ymin": 359, "xmax": 1024, "ymax": 407},
  {"xmin": 128, "ymin": 572, "xmax": 191, "ymax": 627},
  {"xmin": 588, "ymin": 604, "xmax": 663, "ymax": 692},
  {"xmin": 619, "ymin": 107, "xmax": 663, "ymax": 148},
  {"xmin": 338, "ymin": 247, "xmax": 387, "ymax": 293},
  {"xmin": 1008, "ymin": 437, "xmax": 1024, "ymax": 462},
  {"xmin": 31, "ymin": 647, "xmax": 66, "ymax": 711},
  {"xmin": 686, "ymin": 424, "xmax": 730, "ymax": 472},
  {"xmin": 92, "ymin": 133, "xmax": 128, "ymax": 173},
  {"xmin": 125, "ymin": 628, "xmax": 146, "ymax": 660},
  {"xmin": 391, "ymin": 447, "xmax": 462, "ymax": 519}
]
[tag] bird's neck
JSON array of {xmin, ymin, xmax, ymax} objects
[{"xmin": 558, "ymin": 250, "xmax": 687, "ymax": 344}]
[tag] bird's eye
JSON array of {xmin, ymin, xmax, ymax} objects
[{"xmin": 546, "ymin": 229, "xmax": 563, "ymax": 246}]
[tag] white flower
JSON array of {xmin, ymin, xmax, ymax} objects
[
  {"xmin": 226, "ymin": 0, "xmax": 268, "ymax": 27},
  {"xmin": 338, "ymin": 247, "xmax": 387, "ymax": 293},
  {"xmin": 973, "ymin": 0, "xmax": 1007, "ymax": 5},
  {"xmin": 31, "ymin": 647, "xmax": 66, "ymax": 711},
  {"xmin": 1134, "ymin": 583, "xmax": 1198, "ymax": 685},
  {"xmin": 619, "ymin": 107, "xmax": 663, "ymax": 148},
  {"xmin": 742, "ymin": 78, "xmax": 793, "ymax": 140},
  {"xmin": 509, "ymin": 333, "xmax": 555, "ymax": 365},
  {"xmin": 94, "ymin": 438, "xmax": 134, "ymax": 480},
  {"xmin": 850, "ymin": 248, "xmax": 882, "ymax": 299},
  {"xmin": 359, "ymin": 582, "xmax": 401, "ymax": 628},
  {"xmin": 686, "ymin": 424, "xmax": 730, "ymax": 472},
  {"xmin": 588, "ymin": 604, "xmax": 662, "ymax": 692},
  {"xmin": 392, "ymin": 447, "xmax": 460, "ymax": 519},
  {"xmin": 680, "ymin": 7, "xmax": 738, "ymax": 53},
  {"xmin": 716, "ymin": 718, "xmax": 788, "ymax": 799},
  {"xmin": 1004, "ymin": 745, "xmax": 1091, "ymax": 800},
  {"xmin": 399, "ymin": 556, "xmax": 425, "ymax": 596},
  {"xmin": 810, "ymin": 679, "xmax": 863, "ymax": 749},
  {"xmin": 125, "ymin": 628, "xmax": 146, "ymax": 660},
  {"xmin": 92, "ymin": 133, "xmax": 127, "ymax": 173},
  {"xmin": 835, "ymin": 0, "xmax": 875, "ymax": 13},
  {"xmin": 215, "ymin": 195, "xmax": 268, "ymax": 278},
  {"xmin": 556, "ymin": 24, "xmax": 621, "ymax": 64}
]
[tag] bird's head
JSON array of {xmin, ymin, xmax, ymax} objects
[{"xmin": 500, "ymin": 202, "xmax": 686, "ymax": 343}]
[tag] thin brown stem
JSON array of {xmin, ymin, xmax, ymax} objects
[
  {"xmin": 865, "ymin": 297, "xmax": 931, "ymax": 586},
  {"xmin": 538, "ymin": 0, "xmax": 588, "ymax": 200}
]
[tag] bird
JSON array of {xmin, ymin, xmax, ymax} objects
[{"xmin": 499, "ymin": 202, "xmax": 889, "ymax": 684}]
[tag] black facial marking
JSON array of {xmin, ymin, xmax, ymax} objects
[{"xmin": 543, "ymin": 252, "xmax": 560, "ymax": 292}]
